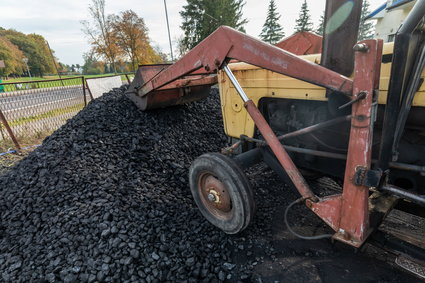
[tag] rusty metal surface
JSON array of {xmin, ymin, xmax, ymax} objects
[
  {"xmin": 337, "ymin": 39, "xmax": 384, "ymax": 246},
  {"xmin": 0, "ymin": 107, "xmax": 21, "ymax": 150},
  {"xmin": 127, "ymin": 64, "xmax": 217, "ymax": 110},
  {"xmin": 307, "ymin": 195, "xmax": 342, "ymax": 232},
  {"xmin": 158, "ymin": 76, "xmax": 217, "ymax": 91},
  {"xmin": 275, "ymin": 32, "xmax": 323, "ymax": 55},
  {"xmin": 199, "ymin": 173, "xmax": 232, "ymax": 215},
  {"xmin": 138, "ymin": 26, "xmax": 353, "ymax": 99},
  {"xmin": 307, "ymin": 39, "xmax": 383, "ymax": 247},
  {"xmin": 127, "ymin": 85, "xmax": 211, "ymax": 111}
]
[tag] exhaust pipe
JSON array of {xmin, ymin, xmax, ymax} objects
[{"xmin": 321, "ymin": 0, "xmax": 363, "ymax": 115}]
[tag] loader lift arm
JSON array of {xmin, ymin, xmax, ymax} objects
[{"xmin": 135, "ymin": 26, "xmax": 353, "ymax": 99}]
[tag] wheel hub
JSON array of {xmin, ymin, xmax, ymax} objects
[{"xmin": 199, "ymin": 173, "xmax": 232, "ymax": 214}]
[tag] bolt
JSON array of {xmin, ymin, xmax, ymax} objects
[
  {"xmin": 207, "ymin": 193, "xmax": 216, "ymax": 202},
  {"xmin": 353, "ymin": 43, "xmax": 369, "ymax": 52},
  {"xmin": 356, "ymin": 115, "xmax": 366, "ymax": 122},
  {"xmin": 357, "ymin": 91, "xmax": 367, "ymax": 100}
]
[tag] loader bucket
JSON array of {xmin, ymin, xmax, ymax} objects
[{"xmin": 126, "ymin": 64, "xmax": 218, "ymax": 111}]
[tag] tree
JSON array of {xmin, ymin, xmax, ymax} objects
[
  {"xmin": 28, "ymin": 34, "xmax": 57, "ymax": 75},
  {"xmin": 316, "ymin": 12, "xmax": 325, "ymax": 36},
  {"xmin": 111, "ymin": 10, "xmax": 147, "ymax": 71},
  {"xmin": 82, "ymin": 50, "xmax": 104, "ymax": 75},
  {"xmin": 358, "ymin": 0, "xmax": 374, "ymax": 40},
  {"xmin": 294, "ymin": 0, "xmax": 313, "ymax": 33},
  {"xmin": 58, "ymin": 63, "xmax": 68, "ymax": 74},
  {"xmin": 260, "ymin": 0, "xmax": 284, "ymax": 44},
  {"xmin": 0, "ymin": 36, "xmax": 25, "ymax": 76},
  {"xmin": 180, "ymin": 0, "xmax": 247, "ymax": 52},
  {"xmin": 0, "ymin": 29, "xmax": 56, "ymax": 76},
  {"xmin": 111, "ymin": 10, "xmax": 163, "ymax": 71},
  {"xmin": 82, "ymin": 0, "xmax": 121, "ymax": 73}
]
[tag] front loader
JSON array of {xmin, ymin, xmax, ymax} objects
[{"xmin": 126, "ymin": 0, "xmax": 425, "ymax": 276}]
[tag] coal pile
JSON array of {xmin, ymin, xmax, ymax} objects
[
  {"xmin": 0, "ymin": 86, "xmax": 416, "ymax": 282},
  {"xmin": 0, "ymin": 86, "xmax": 234, "ymax": 282}
]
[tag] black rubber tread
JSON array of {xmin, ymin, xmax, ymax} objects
[{"xmin": 189, "ymin": 153, "xmax": 255, "ymax": 234}]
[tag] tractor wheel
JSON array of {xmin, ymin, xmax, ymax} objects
[{"xmin": 189, "ymin": 153, "xmax": 255, "ymax": 234}]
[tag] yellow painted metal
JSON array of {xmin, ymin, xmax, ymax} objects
[{"xmin": 219, "ymin": 42, "xmax": 425, "ymax": 138}]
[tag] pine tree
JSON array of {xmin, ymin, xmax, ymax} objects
[
  {"xmin": 294, "ymin": 0, "xmax": 313, "ymax": 33},
  {"xmin": 316, "ymin": 12, "xmax": 325, "ymax": 36},
  {"xmin": 358, "ymin": 0, "xmax": 374, "ymax": 40},
  {"xmin": 180, "ymin": 0, "xmax": 247, "ymax": 52},
  {"xmin": 260, "ymin": 0, "xmax": 284, "ymax": 44}
]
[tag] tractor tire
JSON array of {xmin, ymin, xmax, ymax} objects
[{"xmin": 189, "ymin": 153, "xmax": 255, "ymax": 234}]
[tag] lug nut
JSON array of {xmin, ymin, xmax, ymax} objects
[{"xmin": 207, "ymin": 193, "xmax": 216, "ymax": 202}]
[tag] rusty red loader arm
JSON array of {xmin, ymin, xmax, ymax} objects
[{"xmin": 126, "ymin": 26, "xmax": 352, "ymax": 110}]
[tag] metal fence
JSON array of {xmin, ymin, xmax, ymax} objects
[
  {"xmin": 0, "ymin": 77, "xmax": 88, "ymax": 151},
  {"xmin": 0, "ymin": 74, "xmax": 134, "ymax": 153}
]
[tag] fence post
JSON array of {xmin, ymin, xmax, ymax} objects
[
  {"xmin": 0, "ymin": 108, "xmax": 21, "ymax": 150},
  {"xmin": 81, "ymin": 76, "xmax": 87, "ymax": 107},
  {"xmin": 85, "ymin": 78, "xmax": 94, "ymax": 101}
]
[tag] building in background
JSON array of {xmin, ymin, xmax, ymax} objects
[{"xmin": 365, "ymin": 0, "xmax": 416, "ymax": 42}]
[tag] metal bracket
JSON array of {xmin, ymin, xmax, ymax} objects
[{"xmin": 354, "ymin": 167, "xmax": 383, "ymax": 187}]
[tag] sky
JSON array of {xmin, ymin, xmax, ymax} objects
[{"xmin": 0, "ymin": 0, "xmax": 385, "ymax": 65}]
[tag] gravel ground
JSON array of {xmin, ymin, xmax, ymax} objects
[
  {"xmin": 0, "ymin": 86, "xmax": 419, "ymax": 282},
  {"xmin": 0, "ymin": 152, "xmax": 27, "ymax": 176}
]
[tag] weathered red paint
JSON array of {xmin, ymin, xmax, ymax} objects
[
  {"xmin": 275, "ymin": 32, "xmax": 323, "ymax": 55},
  {"xmin": 127, "ymin": 65, "xmax": 218, "ymax": 110},
  {"xmin": 158, "ymin": 76, "xmax": 217, "ymax": 90},
  {"xmin": 336, "ymin": 39, "xmax": 383, "ymax": 246},
  {"xmin": 244, "ymin": 100, "xmax": 316, "ymax": 201},
  {"xmin": 138, "ymin": 26, "xmax": 353, "ymax": 98},
  {"xmin": 308, "ymin": 40, "xmax": 383, "ymax": 247},
  {"xmin": 307, "ymin": 195, "xmax": 342, "ymax": 231}
]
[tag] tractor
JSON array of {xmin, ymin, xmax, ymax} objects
[{"xmin": 126, "ymin": 0, "xmax": 425, "ymax": 277}]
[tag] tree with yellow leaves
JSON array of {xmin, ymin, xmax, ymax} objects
[
  {"xmin": 111, "ymin": 10, "xmax": 163, "ymax": 71},
  {"xmin": 0, "ymin": 36, "xmax": 25, "ymax": 77}
]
